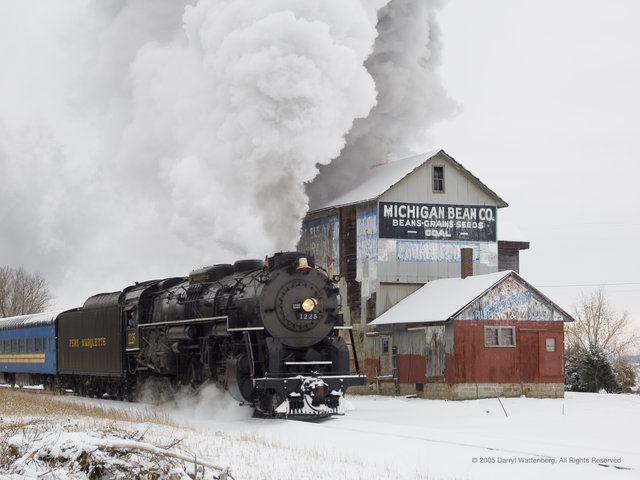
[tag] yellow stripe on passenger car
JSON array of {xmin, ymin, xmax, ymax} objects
[{"xmin": 0, "ymin": 354, "xmax": 46, "ymax": 363}]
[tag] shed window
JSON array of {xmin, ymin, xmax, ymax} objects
[
  {"xmin": 433, "ymin": 166, "xmax": 445, "ymax": 193},
  {"xmin": 546, "ymin": 337, "xmax": 556, "ymax": 352},
  {"xmin": 484, "ymin": 326, "xmax": 515, "ymax": 347}
]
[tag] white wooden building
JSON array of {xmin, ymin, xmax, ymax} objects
[{"xmin": 299, "ymin": 149, "xmax": 528, "ymax": 325}]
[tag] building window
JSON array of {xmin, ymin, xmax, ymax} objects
[
  {"xmin": 433, "ymin": 166, "xmax": 445, "ymax": 192},
  {"xmin": 484, "ymin": 326, "xmax": 516, "ymax": 347},
  {"xmin": 382, "ymin": 338, "xmax": 389, "ymax": 354},
  {"xmin": 546, "ymin": 337, "xmax": 556, "ymax": 352}
]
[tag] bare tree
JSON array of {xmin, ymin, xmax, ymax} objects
[
  {"xmin": 0, "ymin": 266, "xmax": 53, "ymax": 317},
  {"xmin": 565, "ymin": 287, "xmax": 639, "ymax": 358}
]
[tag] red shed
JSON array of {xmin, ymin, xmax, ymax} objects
[{"xmin": 365, "ymin": 270, "xmax": 574, "ymax": 399}]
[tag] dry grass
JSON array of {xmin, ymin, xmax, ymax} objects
[
  {"xmin": 0, "ymin": 418, "xmax": 43, "ymax": 470},
  {"xmin": 0, "ymin": 386, "xmax": 175, "ymax": 426},
  {"xmin": 0, "ymin": 387, "xmax": 210, "ymax": 478}
]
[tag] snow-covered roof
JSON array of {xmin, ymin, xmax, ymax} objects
[
  {"xmin": 0, "ymin": 311, "xmax": 61, "ymax": 330},
  {"xmin": 313, "ymin": 149, "xmax": 508, "ymax": 211},
  {"xmin": 370, "ymin": 270, "xmax": 574, "ymax": 325}
]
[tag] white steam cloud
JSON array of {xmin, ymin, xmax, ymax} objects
[
  {"xmin": 0, "ymin": 0, "xmax": 452, "ymax": 309},
  {"xmin": 308, "ymin": 0, "xmax": 458, "ymax": 208}
]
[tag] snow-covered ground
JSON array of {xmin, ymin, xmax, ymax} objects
[{"xmin": 2, "ymin": 387, "xmax": 639, "ymax": 479}]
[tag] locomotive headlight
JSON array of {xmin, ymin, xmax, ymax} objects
[{"xmin": 301, "ymin": 298, "xmax": 318, "ymax": 312}]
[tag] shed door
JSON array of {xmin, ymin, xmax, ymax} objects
[
  {"xmin": 379, "ymin": 335, "xmax": 393, "ymax": 377},
  {"xmin": 519, "ymin": 331, "xmax": 539, "ymax": 382},
  {"xmin": 538, "ymin": 331, "xmax": 563, "ymax": 377},
  {"xmin": 425, "ymin": 326, "xmax": 445, "ymax": 378}
]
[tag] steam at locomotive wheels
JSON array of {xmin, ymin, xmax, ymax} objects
[{"xmin": 0, "ymin": 252, "xmax": 366, "ymax": 418}]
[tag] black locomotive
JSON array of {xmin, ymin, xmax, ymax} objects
[{"xmin": 3, "ymin": 252, "xmax": 365, "ymax": 418}]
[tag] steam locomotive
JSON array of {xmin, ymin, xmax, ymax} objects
[{"xmin": 0, "ymin": 252, "xmax": 366, "ymax": 418}]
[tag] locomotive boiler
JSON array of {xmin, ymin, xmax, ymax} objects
[{"xmin": 50, "ymin": 251, "xmax": 366, "ymax": 417}]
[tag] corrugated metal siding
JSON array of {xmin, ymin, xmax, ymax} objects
[
  {"xmin": 356, "ymin": 203, "xmax": 378, "ymax": 324},
  {"xmin": 397, "ymin": 354, "xmax": 425, "ymax": 383},
  {"xmin": 340, "ymin": 206, "xmax": 361, "ymax": 324},
  {"xmin": 380, "ymin": 157, "xmax": 500, "ymax": 208},
  {"xmin": 452, "ymin": 320, "xmax": 564, "ymax": 384},
  {"xmin": 378, "ymin": 242, "xmax": 498, "ymax": 284},
  {"xmin": 371, "ymin": 325, "xmax": 448, "ymax": 383},
  {"xmin": 377, "ymin": 283, "xmax": 423, "ymax": 316},
  {"xmin": 298, "ymin": 214, "xmax": 341, "ymax": 279},
  {"xmin": 456, "ymin": 277, "xmax": 567, "ymax": 322},
  {"xmin": 303, "ymin": 152, "xmax": 508, "ymax": 329},
  {"xmin": 377, "ymin": 158, "xmax": 500, "ymax": 286},
  {"xmin": 538, "ymin": 331, "xmax": 564, "ymax": 377},
  {"xmin": 425, "ymin": 325, "xmax": 446, "ymax": 378}
]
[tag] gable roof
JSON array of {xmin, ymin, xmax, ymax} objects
[
  {"xmin": 370, "ymin": 270, "xmax": 574, "ymax": 326},
  {"xmin": 312, "ymin": 149, "xmax": 508, "ymax": 212}
]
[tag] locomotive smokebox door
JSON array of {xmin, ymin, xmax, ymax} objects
[
  {"xmin": 124, "ymin": 307, "xmax": 139, "ymax": 351},
  {"xmin": 259, "ymin": 266, "xmax": 339, "ymax": 349}
]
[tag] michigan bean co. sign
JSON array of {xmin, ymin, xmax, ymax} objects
[{"xmin": 379, "ymin": 201, "xmax": 497, "ymax": 242}]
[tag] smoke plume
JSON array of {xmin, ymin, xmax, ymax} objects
[
  {"xmin": 0, "ymin": 0, "xmax": 452, "ymax": 309},
  {"xmin": 307, "ymin": 0, "xmax": 458, "ymax": 208}
]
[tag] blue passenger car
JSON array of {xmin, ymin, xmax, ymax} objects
[{"xmin": 0, "ymin": 312, "xmax": 59, "ymax": 386}]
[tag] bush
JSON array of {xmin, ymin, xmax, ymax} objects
[
  {"xmin": 613, "ymin": 358, "xmax": 637, "ymax": 393},
  {"xmin": 565, "ymin": 344, "xmax": 619, "ymax": 393},
  {"xmin": 564, "ymin": 346, "xmax": 584, "ymax": 391}
]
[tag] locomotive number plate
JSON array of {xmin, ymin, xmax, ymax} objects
[{"xmin": 297, "ymin": 312, "xmax": 319, "ymax": 321}]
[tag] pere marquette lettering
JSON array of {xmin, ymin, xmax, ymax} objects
[{"xmin": 68, "ymin": 337, "xmax": 107, "ymax": 348}]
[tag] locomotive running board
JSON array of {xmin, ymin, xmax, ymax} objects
[{"xmin": 140, "ymin": 316, "xmax": 228, "ymax": 328}]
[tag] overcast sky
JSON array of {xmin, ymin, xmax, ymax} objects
[
  {"xmin": 430, "ymin": 0, "xmax": 640, "ymax": 329},
  {"xmin": 0, "ymin": 1, "xmax": 638, "ymax": 335}
]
